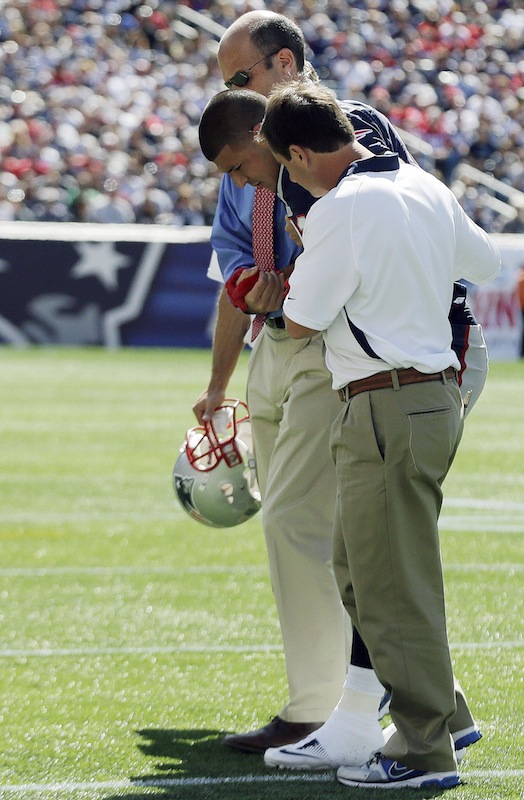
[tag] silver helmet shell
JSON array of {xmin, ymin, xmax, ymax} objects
[{"xmin": 173, "ymin": 400, "xmax": 261, "ymax": 528}]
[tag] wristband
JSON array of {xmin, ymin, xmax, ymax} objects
[{"xmin": 225, "ymin": 267, "xmax": 260, "ymax": 313}]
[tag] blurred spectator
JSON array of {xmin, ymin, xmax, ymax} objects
[
  {"xmin": 0, "ymin": 0, "xmax": 522, "ymax": 232},
  {"xmin": 136, "ymin": 186, "xmax": 174, "ymax": 224},
  {"xmin": 502, "ymin": 200, "xmax": 524, "ymax": 234},
  {"xmin": 84, "ymin": 178, "xmax": 136, "ymax": 224}
]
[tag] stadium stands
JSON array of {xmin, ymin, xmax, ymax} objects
[{"xmin": 0, "ymin": 1, "xmax": 522, "ymax": 232}]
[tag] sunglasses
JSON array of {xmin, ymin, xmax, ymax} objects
[{"xmin": 224, "ymin": 50, "xmax": 281, "ymax": 90}]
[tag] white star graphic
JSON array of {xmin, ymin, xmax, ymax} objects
[{"xmin": 71, "ymin": 242, "xmax": 131, "ymax": 290}]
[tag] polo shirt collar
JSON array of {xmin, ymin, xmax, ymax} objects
[{"xmin": 339, "ymin": 151, "xmax": 400, "ymax": 183}]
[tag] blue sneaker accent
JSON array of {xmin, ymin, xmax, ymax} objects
[
  {"xmin": 378, "ymin": 691, "xmax": 391, "ymax": 720},
  {"xmin": 453, "ymin": 726, "xmax": 482, "ymax": 751},
  {"xmin": 386, "ymin": 759, "xmax": 422, "ymax": 780}
]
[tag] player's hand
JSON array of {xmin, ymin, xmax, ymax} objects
[
  {"xmin": 192, "ymin": 388, "xmax": 226, "ymax": 424},
  {"xmin": 245, "ymin": 269, "xmax": 287, "ymax": 313},
  {"xmin": 225, "ymin": 266, "xmax": 260, "ymax": 311}
]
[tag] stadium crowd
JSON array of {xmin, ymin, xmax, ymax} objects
[{"xmin": 0, "ymin": 0, "xmax": 522, "ymax": 232}]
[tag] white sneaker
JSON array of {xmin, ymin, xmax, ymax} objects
[
  {"xmin": 264, "ymin": 710, "xmax": 385, "ymax": 770},
  {"xmin": 337, "ymin": 753, "xmax": 460, "ymax": 790}
]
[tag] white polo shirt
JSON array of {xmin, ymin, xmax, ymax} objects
[{"xmin": 283, "ymin": 154, "xmax": 501, "ymax": 389}]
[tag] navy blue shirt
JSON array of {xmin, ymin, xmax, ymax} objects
[{"xmin": 277, "ymin": 100, "xmax": 414, "ymax": 236}]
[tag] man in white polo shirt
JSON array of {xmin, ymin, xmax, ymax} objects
[{"xmin": 258, "ymin": 80, "xmax": 500, "ymax": 790}]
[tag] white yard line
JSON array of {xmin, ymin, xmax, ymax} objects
[
  {"xmin": 1, "ymin": 496, "xmax": 524, "ymax": 526},
  {"xmin": 0, "ymin": 562, "xmax": 522, "ymax": 578},
  {"xmin": 0, "ymin": 565, "xmax": 265, "ymax": 577},
  {"xmin": 0, "ymin": 640, "xmax": 523, "ymax": 658},
  {"xmin": 439, "ymin": 518, "xmax": 524, "ymax": 533},
  {"xmin": 443, "ymin": 498, "xmax": 524, "ymax": 511},
  {"xmin": 0, "ymin": 644, "xmax": 284, "ymax": 657},
  {"xmin": 0, "ymin": 770, "xmax": 523, "ymax": 793}
]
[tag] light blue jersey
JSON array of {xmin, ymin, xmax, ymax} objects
[{"xmin": 211, "ymin": 179, "xmax": 301, "ymax": 282}]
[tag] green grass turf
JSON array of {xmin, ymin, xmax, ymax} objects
[{"xmin": 0, "ymin": 348, "xmax": 523, "ymax": 799}]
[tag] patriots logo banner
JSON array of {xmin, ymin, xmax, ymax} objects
[{"xmin": 0, "ymin": 234, "xmax": 217, "ymax": 348}]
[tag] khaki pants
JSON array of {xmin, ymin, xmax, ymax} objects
[
  {"xmin": 331, "ymin": 375, "xmax": 475, "ymax": 771},
  {"xmin": 247, "ymin": 326, "xmax": 352, "ymax": 722}
]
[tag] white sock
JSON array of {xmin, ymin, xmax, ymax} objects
[
  {"xmin": 295, "ymin": 707, "xmax": 385, "ymax": 764},
  {"xmin": 276, "ymin": 669, "xmax": 386, "ymax": 767},
  {"xmin": 336, "ymin": 665, "xmax": 384, "ymax": 715},
  {"xmin": 279, "ymin": 666, "xmax": 385, "ymax": 762}
]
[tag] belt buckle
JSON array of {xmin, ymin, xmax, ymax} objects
[{"xmin": 338, "ymin": 386, "xmax": 348, "ymax": 402}]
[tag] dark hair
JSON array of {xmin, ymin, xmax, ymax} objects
[
  {"xmin": 260, "ymin": 81, "xmax": 355, "ymax": 160},
  {"xmin": 248, "ymin": 15, "xmax": 306, "ymax": 73},
  {"xmin": 198, "ymin": 90, "xmax": 267, "ymax": 162}
]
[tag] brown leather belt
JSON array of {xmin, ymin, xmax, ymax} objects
[{"xmin": 338, "ymin": 366, "xmax": 457, "ymax": 402}]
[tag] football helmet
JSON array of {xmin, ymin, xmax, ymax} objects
[{"xmin": 173, "ymin": 399, "xmax": 261, "ymax": 528}]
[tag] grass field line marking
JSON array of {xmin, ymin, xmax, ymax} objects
[
  {"xmin": 0, "ymin": 562, "xmax": 523, "ymax": 578},
  {"xmin": 1, "ymin": 769, "xmax": 523, "ymax": 793},
  {"xmin": 443, "ymin": 498, "xmax": 524, "ymax": 511},
  {"xmin": 1, "ymin": 493, "xmax": 522, "ymax": 510},
  {"xmin": 1, "ymin": 517, "xmax": 523, "ymax": 535},
  {"xmin": 1, "ymin": 515, "xmax": 522, "ymax": 533},
  {"xmin": 439, "ymin": 519, "xmax": 524, "ymax": 533},
  {"xmin": 0, "ymin": 565, "xmax": 265, "ymax": 577},
  {"xmin": 449, "ymin": 640, "xmax": 524, "ymax": 650},
  {"xmin": 1, "ymin": 640, "xmax": 523, "ymax": 658},
  {"xmin": 2, "ymin": 496, "xmax": 524, "ymax": 526},
  {"xmin": 0, "ymin": 644, "xmax": 285, "ymax": 657}
]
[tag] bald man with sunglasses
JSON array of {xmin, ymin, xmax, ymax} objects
[{"xmin": 224, "ymin": 50, "xmax": 283, "ymax": 90}]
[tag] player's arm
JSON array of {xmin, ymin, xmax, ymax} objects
[
  {"xmin": 283, "ymin": 199, "xmax": 357, "ymax": 337},
  {"xmin": 192, "ymin": 285, "xmax": 250, "ymax": 424},
  {"xmin": 193, "ymin": 177, "xmax": 254, "ymax": 424},
  {"xmin": 453, "ymin": 203, "xmax": 501, "ymax": 284}
]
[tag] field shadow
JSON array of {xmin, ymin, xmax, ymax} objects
[
  {"xmin": 129, "ymin": 727, "xmax": 279, "ymax": 797},
  {"xmin": 101, "ymin": 726, "xmax": 330, "ymax": 798},
  {"xmin": 135, "ymin": 726, "xmax": 245, "ymax": 776},
  {"xmin": 96, "ymin": 728, "xmax": 455, "ymax": 799}
]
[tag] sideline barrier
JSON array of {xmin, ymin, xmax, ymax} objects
[
  {"xmin": 0, "ymin": 221, "xmax": 217, "ymax": 348},
  {"xmin": 467, "ymin": 233, "xmax": 523, "ymax": 361},
  {"xmin": 0, "ymin": 222, "xmax": 522, "ymax": 358}
]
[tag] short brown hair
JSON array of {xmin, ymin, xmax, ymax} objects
[
  {"xmin": 260, "ymin": 80, "xmax": 354, "ymax": 161},
  {"xmin": 199, "ymin": 90, "xmax": 266, "ymax": 162}
]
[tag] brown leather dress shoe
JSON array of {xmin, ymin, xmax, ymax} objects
[{"xmin": 223, "ymin": 715, "xmax": 323, "ymax": 754}]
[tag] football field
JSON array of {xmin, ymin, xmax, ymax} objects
[{"xmin": 1, "ymin": 347, "xmax": 523, "ymax": 800}]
